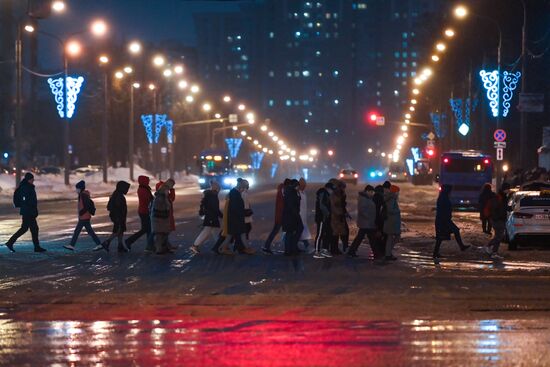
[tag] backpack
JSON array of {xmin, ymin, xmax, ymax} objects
[
  {"xmin": 13, "ymin": 186, "xmax": 23, "ymax": 208},
  {"xmin": 199, "ymin": 195, "xmax": 206, "ymax": 217},
  {"xmin": 86, "ymin": 196, "xmax": 97, "ymax": 216}
]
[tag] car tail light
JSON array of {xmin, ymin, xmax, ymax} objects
[
  {"xmin": 438, "ymin": 186, "xmax": 442, "ymax": 192},
  {"xmin": 513, "ymin": 212, "xmax": 533, "ymax": 219},
  {"xmin": 354, "ymin": 173, "xmax": 358, "ymax": 178},
  {"xmin": 484, "ymin": 159, "xmax": 490, "ymax": 164},
  {"xmin": 443, "ymin": 158, "xmax": 449, "ymax": 164}
]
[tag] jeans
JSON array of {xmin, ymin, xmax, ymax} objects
[
  {"xmin": 488, "ymin": 221, "xmax": 506, "ymax": 253},
  {"xmin": 194, "ymin": 226, "xmax": 219, "ymax": 248},
  {"xmin": 69, "ymin": 220, "xmax": 101, "ymax": 247},
  {"xmin": 349, "ymin": 228, "xmax": 378, "ymax": 257},
  {"xmin": 264, "ymin": 223, "xmax": 282, "ymax": 250},
  {"xmin": 6, "ymin": 216, "xmax": 39, "ymax": 248},
  {"xmin": 126, "ymin": 214, "xmax": 153, "ymax": 250}
]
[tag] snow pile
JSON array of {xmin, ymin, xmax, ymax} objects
[{"xmin": 0, "ymin": 165, "xmax": 198, "ymax": 202}]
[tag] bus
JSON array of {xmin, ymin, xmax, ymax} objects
[
  {"xmin": 439, "ymin": 150, "xmax": 493, "ymax": 207},
  {"xmin": 196, "ymin": 149, "xmax": 237, "ymax": 190}
]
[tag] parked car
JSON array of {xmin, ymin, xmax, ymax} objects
[
  {"xmin": 506, "ymin": 190, "xmax": 550, "ymax": 250},
  {"xmin": 339, "ymin": 169, "xmax": 359, "ymax": 185},
  {"xmin": 73, "ymin": 165, "xmax": 102, "ymax": 175},
  {"xmin": 39, "ymin": 166, "xmax": 62, "ymax": 175}
]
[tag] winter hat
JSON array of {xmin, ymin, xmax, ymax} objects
[
  {"xmin": 390, "ymin": 185, "xmax": 400, "ymax": 193},
  {"xmin": 165, "ymin": 178, "xmax": 175, "ymax": 189},
  {"xmin": 364, "ymin": 185, "xmax": 375, "ymax": 192},
  {"xmin": 382, "ymin": 181, "xmax": 392, "ymax": 189},
  {"xmin": 24, "ymin": 172, "xmax": 34, "ymax": 181},
  {"xmin": 75, "ymin": 180, "xmax": 86, "ymax": 190}
]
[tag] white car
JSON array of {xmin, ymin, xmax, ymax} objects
[
  {"xmin": 506, "ymin": 190, "xmax": 550, "ymax": 250},
  {"xmin": 339, "ymin": 169, "xmax": 358, "ymax": 185}
]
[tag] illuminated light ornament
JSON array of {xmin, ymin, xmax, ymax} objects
[
  {"xmin": 250, "ymin": 152, "xmax": 265, "ymax": 170},
  {"xmin": 225, "ymin": 138, "xmax": 243, "ymax": 158},
  {"xmin": 410, "ymin": 147, "xmax": 421, "ymax": 163},
  {"xmin": 479, "ymin": 70, "xmax": 499, "ymax": 117},
  {"xmin": 154, "ymin": 114, "xmax": 167, "ymax": 143},
  {"xmin": 141, "ymin": 114, "xmax": 153, "ymax": 144},
  {"xmin": 271, "ymin": 163, "xmax": 278, "ymax": 178},
  {"xmin": 47, "ymin": 76, "xmax": 84, "ymax": 119},
  {"xmin": 406, "ymin": 159, "xmax": 414, "ymax": 176},
  {"xmin": 302, "ymin": 168, "xmax": 309, "ymax": 181},
  {"xmin": 458, "ymin": 123, "xmax": 470, "ymax": 136},
  {"xmin": 449, "ymin": 98, "xmax": 464, "ymax": 129},
  {"xmin": 430, "ymin": 112, "xmax": 448, "ymax": 138},
  {"xmin": 501, "ymin": 71, "xmax": 521, "ymax": 117}
]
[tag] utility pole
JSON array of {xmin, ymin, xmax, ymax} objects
[
  {"xmin": 15, "ymin": 21, "xmax": 22, "ymax": 186},
  {"xmin": 519, "ymin": 0, "xmax": 527, "ymax": 167},
  {"xmin": 102, "ymin": 71, "xmax": 109, "ymax": 183}
]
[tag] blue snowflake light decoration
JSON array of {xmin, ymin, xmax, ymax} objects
[
  {"xmin": 141, "ymin": 114, "xmax": 153, "ymax": 144},
  {"xmin": 271, "ymin": 163, "xmax": 278, "ymax": 178},
  {"xmin": 479, "ymin": 70, "xmax": 499, "ymax": 117},
  {"xmin": 47, "ymin": 76, "xmax": 84, "ymax": 119},
  {"xmin": 250, "ymin": 152, "xmax": 265, "ymax": 170},
  {"xmin": 225, "ymin": 138, "xmax": 243, "ymax": 158},
  {"xmin": 502, "ymin": 71, "xmax": 521, "ymax": 117}
]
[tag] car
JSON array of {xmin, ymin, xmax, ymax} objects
[
  {"xmin": 388, "ymin": 163, "xmax": 408, "ymax": 182},
  {"xmin": 339, "ymin": 169, "xmax": 359, "ymax": 185},
  {"xmin": 39, "ymin": 166, "xmax": 62, "ymax": 175},
  {"xmin": 506, "ymin": 190, "xmax": 550, "ymax": 250},
  {"xmin": 73, "ymin": 165, "xmax": 102, "ymax": 175}
]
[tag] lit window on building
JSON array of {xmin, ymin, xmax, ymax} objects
[
  {"xmin": 227, "ymin": 36, "xmax": 233, "ymax": 42},
  {"xmin": 302, "ymin": 70, "xmax": 310, "ymax": 77},
  {"xmin": 286, "ymin": 71, "xmax": 292, "ymax": 77},
  {"xmin": 377, "ymin": 100, "xmax": 382, "ymax": 106},
  {"xmin": 308, "ymin": 22, "xmax": 313, "ymax": 28},
  {"xmin": 315, "ymin": 50, "xmax": 321, "ymax": 57},
  {"xmin": 356, "ymin": 80, "xmax": 364, "ymax": 87},
  {"xmin": 411, "ymin": 62, "xmax": 417, "ymax": 67},
  {"xmin": 402, "ymin": 62, "xmax": 407, "ymax": 67},
  {"xmin": 333, "ymin": 32, "xmax": 339, "ymax": 38},
  {"xmin": 295, "ymin": 31, "xmax": 301, "ymax": 37},
  {"xmin": 394, "ymin": 72, "xmax": 399, "ymax": 78},
  {"xmin": 268, "ymin": 99, "xmax": 275, "ymax": 106},
  {"xmin": 325, "ymin": 13, "xmax": 331, "ymax": 19},
  {"xmin": 304, "ymin": 118, "xmax": 309, "ymax": 124},
  {"xmin": 303, "ymin": 100, "xmax": 310, "ymax": 106},
  {"xmin": 294, "ymin": 71, "xmax": 300, "ymax": 77},
  {"xmin": 402, "ymin": 42, "xmax": 407, "ymax": 48},
  {"xmin": 304, "ymin": 12, "xmax": 310, "ymax": 18},
  {"xmin": 333, "ymin": 99, "xmax": 339, "ymax": 105},
  {"xmin": 236, "ymin": 35, "xmax": 242, "ymax": 40},
  {"xmin": 286, "ymin": 100, "xmax": 292, "ymax": 106},
  {"xmin": 376, "ymin": 91, "xmax": 381, "ymax": 96},
  {"xmin": 325, "ymin": 129, "xmax": 330, "ymax": 134},
  {"xmin": 403, "ymin": 52, "xmax": 407, "ymax": 58},
  {"xmin": 358, "ymin": 3, "xmax": 367, "ymax": 9},
  {"xmin": 268, "ymin": 71, "xmax": 275, "ymax": 77},
  {"xmin": 269, "ymin": 32, "xmax": 275, "ymax": 38},
  {"xmin": 411, "ymin": 52, "xmax": 417, "ymax": 58},
  {"xmin": 402, "ymin": 32, "xmax": 408, "ymax": 39},
  {"xmin": 394, "ymin": 51, "xmax": 400, "ymax": 58},
  {"xmin": 333, "ymin": 70, "xmax": 339, "ymax": 77},
  {"xmin": 241, "ymin": 55, "xmax": 248, "ymax": 61},
  {"xmin": 401, "ymin": 72, "xmax": 407, "ymax": 78}
]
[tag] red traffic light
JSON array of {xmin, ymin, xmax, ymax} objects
[
  {"xmin": 369, "ymin": 113, "xmax": 377, "ymax": 122},
  {"xmin": 426, "ymin": 148, "xmax": 435, "ymax": 157}
]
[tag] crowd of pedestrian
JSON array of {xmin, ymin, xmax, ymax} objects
[{"xmin": 3, "ymin": 173, "xmax": 514, "ymax": 262}]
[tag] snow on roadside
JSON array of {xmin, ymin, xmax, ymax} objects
[{"xmin": 0, "ymin": 165, "xmax": 198, "ymax": 203}]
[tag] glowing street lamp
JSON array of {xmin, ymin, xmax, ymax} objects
[
  {"xmin": 177, "ymin": 80, "xmax": 188, "ymax": 89},
  {"xmin": 185, "ymin": 95, "xmax": 194, "ymax": 103},
  {"xmin": 202, "ymin": 103, "xmax": 212, "ymax": 112},
  {"xmin": 132, "ymin": 82, "xmax": 140, "ymax": 89},
  {"xmin": 152, "ymin": 55, "xmax": 165, "ymax": 67},
  {"xmin": 444, "ymin": 28, "xmax": 455, "ymax": 38},
  {"xmin": 24, "ymin": 24, "xmax": 35, "ymax": 33},
  {"xmin": 405, "ymin": 113, "xmax": 412, "ymax": 119},
  {"xmin": 412, "ymin": 88, "xmax": 420, "ymax": 95},
  {"xmin": 454, "ymin": 5, "xmax": 468, "ymax": 19},
  {"xmin": 411, "ymin": 99, "xmax": 417, "ymax": 104},
  {"xmin": 128, "ymin": 41, "xmax": 142, "ymax": 54},
  {"xmin": 261, "ymin": 125, "xmax": 268, "ymax": 131},
  {"xmin": 51, "ymin": 1, "xmax": 66, "ymax": 13},
  {"xmin": 238, "ymin": 104, "xmax": 246, "ymax": 111},
  {"xmin": 174, "ymin": 65, "xmax": 184, "ymax": 74},
  {"xmin": 114, "ymin": 71, "xmax": 124, "ymax": 79},
  {"xmin": 163, "ymin": 69, "xmax": 172, "ymax": 78},
  {"xmin": 223, "ymin": 95, "xmax": 231, "ymax": 103},
  {"xmin": 431, "ymin": 55, "xmax": 440, "ymax": 62},
  {"xmin": 98, "ymin": 55, "xmax": 109, "ymax": 64},
  {"xmin": 123, "ymin": 66, "xmax": 133, "ymax": 74},
  {"xmin": 436, "ymin": 42, "xmax": 446, "ymax": 52},
  {"xmin": 65, "ymin": 40, "xmax": 81, "ymax": 57},
  {"xmin": 90, "ymin": 20, "xmax": 108, "ymax": 37},
  {"xmin": 190, "ymin": 84, "xmax": 200, "ymax": 94},
  {"xmin": 148, "ymin": 83, "xmax": 156, "ymax": 91}
]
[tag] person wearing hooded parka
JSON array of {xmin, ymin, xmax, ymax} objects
[{"xmin": 95, "ymin": 181, "xmax": 131, "ymax": 253}]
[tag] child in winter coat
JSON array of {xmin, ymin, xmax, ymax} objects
[
  {"xmin": 64, "ymin": 180, "xmax": 101, "ymax": 251},
  {"xmin": 95, "ymin": 181, "xmax": 131, "ymax": 252}
]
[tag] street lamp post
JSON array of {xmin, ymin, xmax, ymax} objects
[
  {"xmin": 519, "ymin": 0, "xmax": 527, "ymax": 167},
  {"xmin": 15, "ymin": 22, "xmax": 23, "ymax": 186},
  {"xmin": 129, "ymin": 82, "xmax": 140, "ymax": 182}
]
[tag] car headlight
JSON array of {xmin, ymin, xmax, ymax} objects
[{"xmin": 198, "ymin": 178, "xmax": 206, "ymax": 184}]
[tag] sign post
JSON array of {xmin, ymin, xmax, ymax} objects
[{"xmin": 493, "ymin": 129, "xmax": 507, "ymax": 188}]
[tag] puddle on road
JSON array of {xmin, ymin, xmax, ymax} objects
[{"xmin": 0, "ymin": 318, "xmax": 548, "ymax": 366}]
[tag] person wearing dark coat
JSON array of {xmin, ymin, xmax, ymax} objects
[
  {"xmin": 282, "ymin": 179, "xmax": 303, "ymax": 255},
  {"xmin": 372, "ymin": 185, "xmax": 386, "ymax": 257},
  {"xmin": 191, "ymin": 181, "xmax": 223, "ymax": 254},
  {"xmin": 348, "ymin": 185, "xmax": 379, "ymax": 258},
  {"xmin": 485, "ymin": 182, "xmax": 511, "ymax": 258},
  {"xmin": 5, "ymin": 172, "xmax": 46, "ymax": 252},
  {"xmin": 125, "ymin": 175, "xmax": 154, "ymax": 252},
  {"xmin": 64, "ymin": 180, "xmax": 101, "ymax": 251},
  {"xmin": 262, "ymin": 179, "xmax": 290, "ymax": 254},
  {"xmin": 478, "ymin": 183, "xmax": 495, "ymax": 234},
  {"xmin": 225, "ymin": 179, "xmax": 255, "ymax": 254},
  {"xmin": 313, "ymin": 182, "xmax": 334, "ymax": 258},
  {"xmin": 95, "ymin": 181, "xmax": 131, "ymax": 253},
  {"xmin": 433, "ymin": 184, "xmax": 470, "ymax": 259}
]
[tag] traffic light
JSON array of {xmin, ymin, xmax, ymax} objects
[
  {"xmin": 365, "ymin": 110, "xmax": 384, "ymax": 126},
  {"xmin": 426, "ymin": 148, "xmax": 435, "ymax": 157}
]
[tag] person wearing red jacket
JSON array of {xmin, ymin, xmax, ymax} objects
[
  {"xmin": 125, "ymin": 175, "xmax": 154, "ymax": 252},
  {"xmin": 261, "ymin": 179, "xmax": 289, "ymax": 254}
]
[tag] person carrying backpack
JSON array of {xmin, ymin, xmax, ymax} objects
[
  {"xmin": 94, "ymin": 181, "xmax": 131, "ymax": 253},
  {"xmin": 64, "ymin": 180, "xmax": 101, "ymax": 251},
  {"xmin": 5, "ymin": 172, "xmax": 46, "ymax": 252},
  {"xmin": 125, "ymin": 175, "xmax": 154, "ymax": 252}
]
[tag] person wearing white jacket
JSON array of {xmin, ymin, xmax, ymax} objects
[{"xmin": 298, "ymin": 178, "xmax": 313, "ymax": 252}]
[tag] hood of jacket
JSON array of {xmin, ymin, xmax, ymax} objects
[
  {"xmin": 156, "ymin": 181, "xmax": 164, "ymax": 191},
  {"xmin": 138, "ymin": 175, "xmax": 150, "ymax": 186},
  {"xmin": 116, "ymin": 181, "xmax": 131, "ymax": 195}
]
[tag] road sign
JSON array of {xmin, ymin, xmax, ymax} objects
[
  {"xmin": 496, "ymin": 148, "xmax": 504, "ymax": 161},
  {"xmin": 494, "ymin": 141, "xmax": 507, "ymax": 148},
  {"xmin": 160, "ymin": 147, "xmax": 168, "ymax": 154},
  {"xmin": 493, "ymin": 129, "xmax": 507, "ymax": 142},
  {"xmin": 427, "ymin": 132, "xmax": 436, "ymax": 140},
  {"xmin": 427, "ymin": 139, "xmax": 435, "ymax": 149},
  {"xmin": 376, "ymin": 116, "xmax": 385, "ymax": 126},
  {"xmin": 228, "ymin": 114, "xmax": 238, "ymax": 123}
]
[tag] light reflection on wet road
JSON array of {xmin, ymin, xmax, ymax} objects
[
  {"xmin": 2, "ymin": 183, "xmax": 550, "ymax": 365},
  {"xmin": 1, "ymin": 318, "xmax": 549, "ymax": 366}
]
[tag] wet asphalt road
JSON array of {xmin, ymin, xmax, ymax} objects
[{"xmin": 1, "ymin": 182, "xmax": 550, "ymax": 366}]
